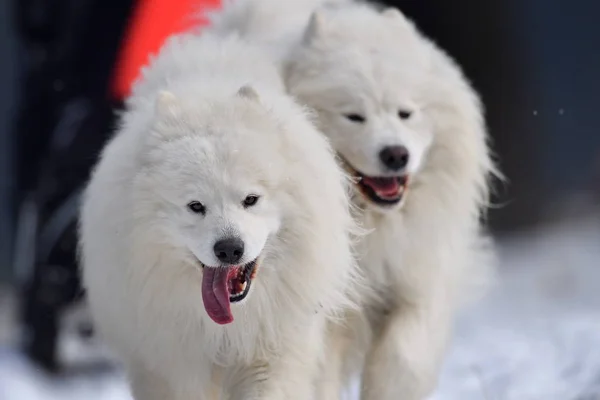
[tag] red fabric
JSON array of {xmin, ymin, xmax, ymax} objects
[{"xmin": 111, "ymin": 0, "xmax": 222, "ymax": 100}]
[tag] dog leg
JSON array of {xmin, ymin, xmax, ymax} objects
[
  {"xmin": 129, "ymin": 363, "xmax": 177, "ymax": 400},
  {"xmin": 314, "ymin": 320, "xmax": 354, "ymax": 400},
  {"xmin": 360, "ymin": 299, "xmax": 453, "ymax": 400},
  {"xmin": 129, "ymin": 362, "xmax": 215, "ymax": 400},
  {"xmin": 228, "ymin": 358, "xmax": 316, "ymax": 400},
  {"xmin": 230, "ymin": 323, "xmax": 324, "ymax": 400}
]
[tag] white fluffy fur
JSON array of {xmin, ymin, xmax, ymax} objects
[
  {"xmin": 207, "ymin": 1, "xmax": 499, "ymax": 399},
  {"xmin": 79, "ymin": 32, "xmax": 359, "ymax": 399}
]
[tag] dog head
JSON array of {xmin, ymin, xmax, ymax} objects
[
  {"xmin": 285, "ymin": 5, "xmax": 437, "ymax": 212},
  {"xmin": 135, "ymin": 85, "xmax": 356, "ymax": 327},
  {"xmin": 136, "ymin": 87, "xmax": 289, "ymax": 324}
]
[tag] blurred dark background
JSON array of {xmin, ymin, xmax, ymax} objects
[{"xmin": 0, "ymin": 0, "xmax": 598, "ymax": 390}]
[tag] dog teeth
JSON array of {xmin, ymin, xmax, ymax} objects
[
  {"xmin": 231, "ymin": 282, "xmax": 247, "ymax": 300},
  {"xmin": 232, "ymin": 281, "xmax": 247, "ymax": 298}
]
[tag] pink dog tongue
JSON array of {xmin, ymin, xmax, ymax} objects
[
  {"xmin": 362, "ymin": 177, "xmax": 400, "ymax": 196},
  {"xmin": 201, "ymin": 267, "xmax": 234, "ymax": 325}
]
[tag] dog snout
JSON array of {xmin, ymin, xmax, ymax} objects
[
  {"xmin": 379, "ymin": 145, "xmax": 409, "ymax": 171},
  {"xmin": 213, "ymin": 237, "xmax": 245, "ymax": 264}
]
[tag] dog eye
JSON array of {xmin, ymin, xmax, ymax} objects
[
  {"xmin": 398, "ymin": 110, "xmax": 412, "ymax": 120},
  {"xmin": 187, "ymin": 201, "xmax": 206, "ymax": 215},
  {"xmin": 242, "ymin": 195, "xmax": 260, "ymax": 208},
  {"xmin": 344, "ymin": 113, "xmax": 366, "ymax": 123}
]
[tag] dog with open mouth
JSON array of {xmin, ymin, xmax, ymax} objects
[
  {"xmin": 79, "ymin": 32, "xmax": 359, "ymax": 399},
  {"xmin": 207, "ymin": 1, "xmax": 500, "ymax": 399}
]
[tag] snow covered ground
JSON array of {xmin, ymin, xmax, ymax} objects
[{"xmin": 1, "ymin": 215, "xmax": 599, "ymax": 400}]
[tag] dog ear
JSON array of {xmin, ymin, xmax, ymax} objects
[
  {"xmin": 237, "ymin": 85, "xmax": 260, "ymax": 102},
  {"xmin": 150, "ymin": 91, "xmax": 188, "ymax": 142},
  {"xmin": 155, "ymin": 90, "xmax": 181, "ymax": 119},
  {"xmin": 303, "ymin": 11, "xmax": 326, "ymax": 45},
  {"xmin": 382, "ymin": 7, "xmax": 412, "ymax": 28}
]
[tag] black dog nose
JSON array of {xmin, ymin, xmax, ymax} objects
[
  {"xmin": 213, "ymin": 237, "xmax": 245, "ymax": 264},
  {"xmin": 379, "ymin": 146, "xmax": 410, "ymax": 171}
]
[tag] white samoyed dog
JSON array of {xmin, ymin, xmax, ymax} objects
[
  {"xmin": 207, "ymin": 1, "xmax": 499, "ymax": 399},
  {"xmin": 79, "ymin": 32, "xmax": 359, "ymax": 399}
]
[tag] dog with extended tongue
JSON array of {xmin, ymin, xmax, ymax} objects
[{"xmin": 79, "ymin": 32, "xmax": 359, "ymax": 399}]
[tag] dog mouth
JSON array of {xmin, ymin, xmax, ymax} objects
[
  {"xmin": 357, "ymin": 175, "xmax": 408, "ymax": 205},
  {"xmin": 199, "ymin": 259, "xmax": 259, "ymax": 325},
  {"xmin": 342, "ymin": 160, "xmax": 409, "ymax": 206}
]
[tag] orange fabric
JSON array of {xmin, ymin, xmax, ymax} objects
[{"xmin": 111, "ymin": 0, "xmax": 222, "ymax": 100}]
